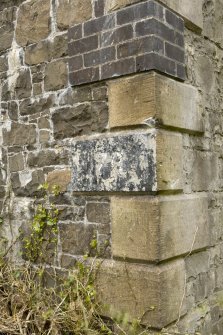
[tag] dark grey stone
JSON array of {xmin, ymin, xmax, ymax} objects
[
  {"xmin": 68, "ymin": 24, "xmax": 82, "ymax": 42},
  {"xmin": 69, "ymin": 67, "xmax": 99, "ymax": 86},
  {"xmin": 68, "ymin": 0, "xmax": 185, "ymax": 85},
  {"xmin": 165, "ymin": 9, "xmax": 184, "ymax": 32},
  {"xmin": 84, "ymin": 46, "xmax": 116, "ymax": 67},
  {"xmin": 116, "ymin": 0, "xmax": 162, "ymax": 25},
  {"xmin": 68, "ymin": 35, "xmax": 98, "ymax": 56},
  {"xmin": 100, "ymin": 24, "xmax": 133, "ymax": 48},
  {"xmin": 165, "ymin": 42, "xmax": 185, "ymax": 63},
  {"xmin": 84, "ymin": 14, "xmax": 115, "ymax": 36},
  {"xmin": 101, "ymin": 57, "xmax": 135, "ymax": 80}
]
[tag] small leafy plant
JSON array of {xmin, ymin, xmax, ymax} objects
[{"xmin": 23, "ymin": 183, "xmax": 59, "ymax": 263}]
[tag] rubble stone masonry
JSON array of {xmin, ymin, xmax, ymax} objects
[{"xmin": 0, "ymin": 0, "xmax": 222, "ymax": 334}]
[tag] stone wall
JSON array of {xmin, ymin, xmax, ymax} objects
[{"xmin": 0, "ymin": 0, "xmax": 222, "ymax": 334}]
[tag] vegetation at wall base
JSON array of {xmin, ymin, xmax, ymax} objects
[{"xmin": 0, "ymin": 185, "xmax": 200, "ymax": 335}]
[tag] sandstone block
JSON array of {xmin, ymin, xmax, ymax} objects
[
  {"xmin": 39, "ymin": 130, "xmax": 50, "ymax": 143},
  {"xmin": 61, "ymin": 254, "xmax": 77, "ymax": 269},
  {"xmin": 96, "ymin": 259, "xmax": 186, "ymax": 328},
  {"xmin": 20, "ymin": 96, "xmax": 54, "ymax": 116},
  {"xmin": 8, "ymin": 101, "xmax": 19, "ymax": 121},
  {"xmin": 50, "ymin": 34, "xmax": 68, "ymax": 60},
  {"xmin": 188, "ymin": 151, "xmax": 219, "ymax": 192},
  {"xmin": 9, "ymin": 153, "xmax": 24, "ymax": 172},
  {"xmin": 59, "ymin": 86, "xmax": 92, "ymax": 105},
  {"xmin": 25, "ymin": 40, "xmax": 50, "ymax": 65},
  {"xmin": 111, "ymin": 194, "xmax": 209, "ymax": 262},
  {"xmin": 3, "ymin": 123, "xmax": 36, "ymax": 146},
  {"xmin": 0, "ymin": 56, "xmax": 8, "ymax": 72},
  {"xmin": 38, "ymin": 117, "xmax": 50, "ymax": 129},
  {"xmin": 44, "ymin": 60, "xmax": 68, "ymax": 91},
  {"xmin": 47, "ymin": 169, "xmax": 71, "ymax": 193},
  {"xmin": 25, "ymin": 34, "xmax": 68, "ymax": 65},
  {"xmin": 194, "ymin": 55, "xmax": 215, "ymax": 93},
  {"xmin": 0, "ymin": 7, "xmax": 16, "ymax": 52},
  {"xmin": 86, "ymin": 202, "xmax": 110, "ymax": 224},
  {"xmin": 14, "ymin": 69, "xmax": 32, "ymax": 99},
  {"xmin": 71, "ymin": 130, "xmax": 182, "ymax": 192},
  {"xmin": 186, "ymin": 251, "xmax": 210, "ymax": 279},
  {"xmin": 11, "ymin": 170, "xmax": 45, "ymax": 197},
  {"xmin": 57, "ymin": 0, "xmax": 92, "ymax": 30},
  {"xmin": 59, "ymin": 223, "xmax": 96, "ymax": 255},
  {"xmin": 203, "ymin": 0, "xmax": 223, "ymax": 47},
  {"xmin": 33, "ymin": 83, "xmax": 42, "ymax": 96},
  {"xmin": 16, "ymin": 0, "xmax": 51, "ymax": 46},
  {"xmin": 109, "ymin": 72, "xmax": 203, "ymax": 133},
  {"xmin": 156, "ymin": 130, "xmax": 183, "ymax": 190}
]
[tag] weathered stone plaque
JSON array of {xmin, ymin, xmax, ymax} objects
[{"xmin": 71, "ymin": 133, "xmax": 156, "ymax": 192}]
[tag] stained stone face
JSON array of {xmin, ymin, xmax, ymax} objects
[
  {"xmin": 71, "ymin": 133, "xmax": 156, "ymax": 192},
  {"xmin": 15, "ymin": 0, "xmax": 51, "ymax": 46}
]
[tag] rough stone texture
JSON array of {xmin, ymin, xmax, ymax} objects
[
  {"xmin": 0, "ymin": 7, "xmax": 16, "ymax": 52},
  {"xmin": 52, "ymin": 102, "xmax": 108, "ymax": 140},
  {"xmin": 59, "ymin": 223, "xmax": 96, "ymax": 255},
  {"xmin": 0, "ymin": 0, "xmax": 112, "ymax": 277},
  {"xmin": 96, "ymin": 259, "xmax": 186, "ymax": 329},
  {"xmin": 27, "ymin": 149, "xmax": 69, "ymax": 168},
  {"xmin": 15, "ymin": 0, "xmax": 51, "ymax": 46},
  {"xmin": 8, "ymin": 153, "xmax": 24, "ymax": 172},
  {"xmin": 3, "ymin": 123, "xmax": 36, "ymax": 146},
  {"xmin": 71, "ymin": 132, "xmax": 156, "ymax": 192},
  {"xmin": 11, "ymin": 170, "xmax": 45, "ymax": 197},
  {"xmin": 111, "ymin": 194, "xmax": 209, "ymax": 262},
  {"xmin": 185, "ymin": 150, "xmax": 219, "ymax": 192},
  {"xmin": 25, "ymin": 34, "xmax": 68, "ymax": 65},
  {"xmin": 0, "ymin": 56, "xmax": 8, "ymax": 72},
  {"xmin": 44, "ymin": 60, "xmax": 68, "ymax": 91},
  {"xmin": 57, "ymin": 0, "xmax": 92, "ymax": 30},
  {"xmin": 86, "ymin": 202, "xmax": 110, "ymax": 224},
  {"xmin": 203, "ymin": 0, "xmax": 223, "ymax": 48},
  {"xmin": 14, "ymin": 69, "xmax": 32, "ymax": 99},
  {"xmin": 47, "ymin": 169, "xmax": 71, "ymax": 193},
  {"xmin": 20, "ymin": 96, "xmax": 55, "ymax": 116}
]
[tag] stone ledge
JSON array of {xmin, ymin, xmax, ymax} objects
[
  {"xmin": 96, "ymin": 259, "xmax": 186, "ymax": 328},
  {"xmin": 111, "ymin": 194, "xmax": 209, "ymax": 262},
  {"xmin": 70, "ymin": 130, "xmax": 183, "ymax": 193},
  {"xmin": 108, "ymin": 72, "xmax": 203, "ymax": 133},
  {"xmin": 68, "ymin": 0, "xmax": 185, "ymax": 86}
]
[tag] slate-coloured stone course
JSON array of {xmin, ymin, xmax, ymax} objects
[{"xmin": 68, "ymin": 0, "xmax": 185, "ymax": 86}]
